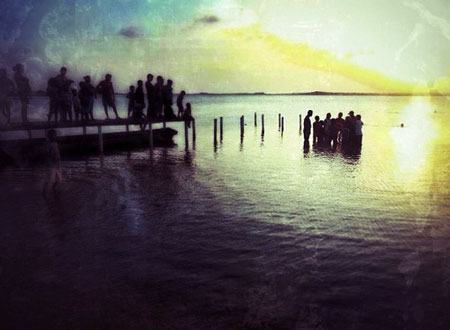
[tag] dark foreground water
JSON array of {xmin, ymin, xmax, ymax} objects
[{"xmin": 1, "ymin": 95, "xmax": 450, "ymax": 330}]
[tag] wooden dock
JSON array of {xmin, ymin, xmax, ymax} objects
[{"xmin": 0, "ymin": 118, "xmax": 195, "ymax": 152}]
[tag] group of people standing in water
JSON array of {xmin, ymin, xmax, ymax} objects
[
  {"xmin": 0, "ymin": 64, "xmax": 193, "ymax": 126},
  {"xmin": 303, "ymin": 110, "xmax": 364, "ymax": 148}
]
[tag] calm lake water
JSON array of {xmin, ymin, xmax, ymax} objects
[{"xmin": 1, "ymin": 95, "xmax": 450, "ymax": 330}]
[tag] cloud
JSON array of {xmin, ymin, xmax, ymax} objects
[
  {"xmin": 195, "ymin": 15, "xmax": 220, "ymax": 24},
  {"xmin": 404, "ymin": 1, "xmax": 450, "ymax": 41},
  {"xmin": 118, "ymin": 26, "xmax": 143, "ymax": 39}
]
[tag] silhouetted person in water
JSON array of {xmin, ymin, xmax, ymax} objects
[
  {"xmin": 330, "ymin": 118, "xmax": 338, "ymax": 149},
  {"xmin": 145, "ymin": 74, "xmax": 155, "ymax": 119},
  {"xmin": 154, "ymin": 76, "xmax": 164, "ymax": 118},
  {"xmin": 97, "ymin": 74, "xmax": 120, "ymax": 119},
  {"xmin": 313, "ymin": 115, "xmax": 321, "ymax": 144},
  {"xmin": 55, "ymin": 67, "xmax": 74, "ymax": 122},
  {"xmin": 72, "ymin": 88, "xmax": 81, "ymax": 121},
  {"xmin": 78, "ymin": 82, "xmax": 91, "ymax": 122},
  {"xmin": 46, "ymin": 77, "xmax": 59, "ymax": 122},
  {"xmin": 0, "ymin": 68, "xmax": 15, "ymax": 124},
  {"xmin": 354, "ymin": 114, "xmax": 364, "ymax": 147},
  {"xmin": 336, "ymin": 112, "xmax": 344, "ymax": 143},
  {"xmin": 127, "ymin": 85, "xmax": 135, "ymax": 118},
  {"xmin": 12, "ymin": 63, "xmax": 31, "ymax": 123},
  {"xmin": 42, "ymin": 129, "xmax": 62, "ymax": 194},
  {"xmin": 177, "ymin": 90, "xmax": 186, "ymax": 118},
  {"xmin": 303, "ymin": 110, "xmax": 313, "ymax": 141},
  {"xmin": 348, "ymin": 110, "xmax": 356, "ymax": 142},
  {"xmin": 163, "ymin": 79, "xmax": 176, "ymax": 119},
  {"xmin": 324, "ymin": 112, "xmax": 332, "ymax": 146},
  {"xmin": 135, "ymin": 80, "xmax": 145, "ymax": 111},
  {"xmin": 83, "ymin": 76, "xmax": 96, "ymax": 120},
  {"xmin": 184, "ymin": 102, "xmax": 193, "ymax": 127},
  {"xmin": 342, "ymin": 116, "xmax": 352, "ymax": 145}
]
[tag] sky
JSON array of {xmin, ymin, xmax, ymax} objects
[{"xmin": 0, "ymin": 0, "xmax": 449, "ymax": 93}]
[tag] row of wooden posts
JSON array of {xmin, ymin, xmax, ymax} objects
[{"xmin": 213, "ymin": 113, "xmax": 303, "ymax": 143}]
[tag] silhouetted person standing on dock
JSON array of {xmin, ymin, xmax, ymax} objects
[
  {"xmin": 12, "ymin": 63, "xmax": 31, "ymax": 123},
  {"xmin": 42, "ymin": 129, "xmax": 62, "ymax": 194},
  {"xmin": 46, "ymin": 77, "xmax": 59, "ymax": 122},
  {"xmin": 78, "ymin": 82, "xmax": 91, "ymax": 122},
  {"xmin": 55, "ymin": 67, "xmax": 74, "ymax": 122},
  {"xmin": 154, "ymin": 76, "xmax": 164, "ymax": 118},
  {"xmin": 0, "ymin": 68, "xmax": 15, "ymax": 124},
  {"xmin": 177, "ymin": 90, "xmax": 186, "ymax": 118},
  {"xmin": 135, "ymin": 80, "xmax": 145, "ymax": 111},
  {"xmin": 83, "ymin": 76, "xmax": 96, "ymax": 120},
  {"xmin": 303, "ymin": 110, "xmax": 313, "ymax": 141},
  {"xmin": 97, "ymin": 74, "xmax": 120, "ymax": 120},
  {"xmin": 145, "ymin": 74, "xmax": 155, "ymax": 119},
  {"xmin": 72, "ymin": 89, "xmax": 81, "ymax": 121},
  {"xmin": 127, "ymin": 85, "xmax": 135, "ymax": 118},
  {"xmin": 163, "ymin": 79, "xmax": 176, "ymax": 119}
]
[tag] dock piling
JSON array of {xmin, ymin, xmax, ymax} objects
[
  {"xmin": 254, "ymin": 112, "xmax": 257, "ymax": 127},
  {"xmin": 192, "ymin": 119, "xmax": 196, "ymax": 142},
  {"xmin": 149, "ymin": 121, "xmax": 153, "ymax": 150},
  {"xmin": 214, "ymin": 118, "xmax": 218, "ymax": 144},
  {"xmin": 282, "ymin": 117, "xmax": 284, "ymax": 133},
  {"xmin": 240, "ymin": 116, "xmax": 244, "ymax": 137},
  {"xmin": 184, "ymin": 120, "xmax": 189, "ymax": 150},
  {"xmin": 299, "ymin": 114, "xmax": 302, "ymax": 132},
  {"xmin": 97, "ymin": 125, "xmax": 104, "ymax": 154},
  {"xmin": 219, "ymin": 117, "xmax": 223, "ymax": 141},
  {"xmin": 261, "ymin": 114, "xmax": 265, "ymax": 135},
  {"xmin": 278, "ymin": 113, "xmax": 281, "ymax": 130}
]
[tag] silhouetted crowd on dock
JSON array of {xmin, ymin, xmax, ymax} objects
[
  {"xmin": 303, "ymin": 109, "xmax": 364, "ymax": 148},
  {"xmin": 0, "ymin": 64, "xmax": 193, "ymax": 126}
]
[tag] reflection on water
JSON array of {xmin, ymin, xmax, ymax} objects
[
  {"xmin": 1, "ymin": 95, "xmax": 450, "ymax": 329},
  {"xmin": 390, "ymin": 97, "xmax": 438, "ymax": 174}
]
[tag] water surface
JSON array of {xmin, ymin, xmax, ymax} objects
[{"xmin": 1, "ymin": 95, "xmax": 450, "ymax": 330}]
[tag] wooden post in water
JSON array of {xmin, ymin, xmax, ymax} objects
[
  {"xmin": 214, "ymin": 118, "xmax": 218, "ymax": 144},
  {"xmin": 184, "ymin": 120, "xmax": 189, "ymax": 150},
  {"xmin": 98, "ymin": 125, "xmax": 104, "ymax": 154},
  {"xmin": 261, "ymin": 114, "xmax": 265, "ymax": 135},
  {"xmin": 299, "ymin": 114, "xmax": 302, "ymax": 132},
  {"xmin": 278, "ymin": 113, "xmax": 281, "ymax": 130},
  {"xmin": 282, "ymin": 117, "xmax": 285, "ymax": 133},
  {"xmin": 219, "ymin": 117, "xmax": 223, "ymax": 141},
  {"xmin": 192, "ymin": 119, "xmax": 196, "ymax": 142},
  {"xmin": 240, "ymin": 116, "xmax": 244, "ymax": 137},
  {"xmin": 149, "ymin": 121, "xmax": 153, "ymax": 150},
  {"xmin": 254, "ymin": 112, "xmax": 257, "ymax": 127}
]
